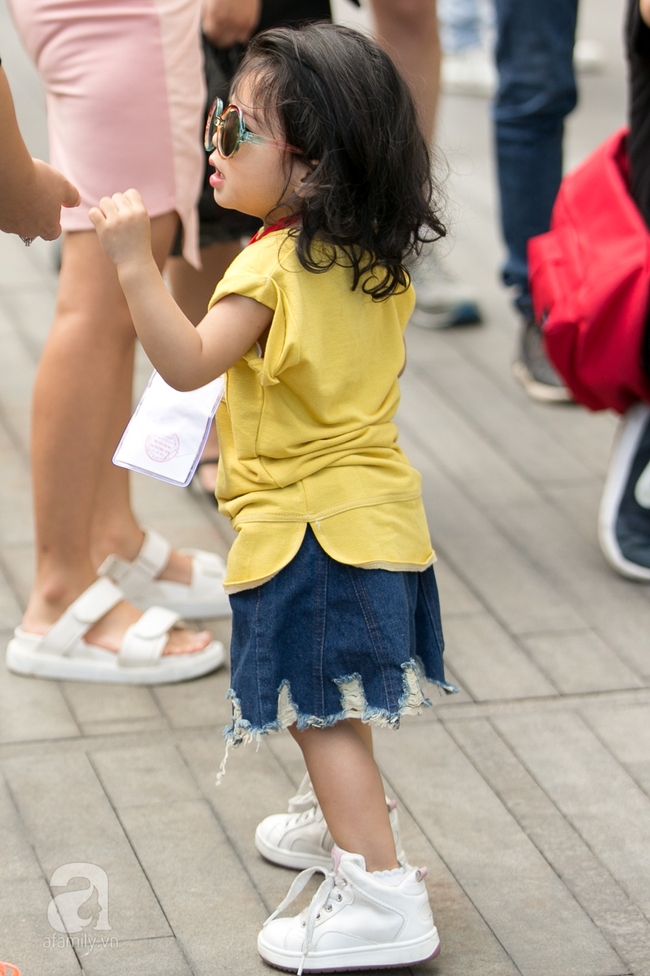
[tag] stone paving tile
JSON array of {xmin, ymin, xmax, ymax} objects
[
  {"xmin": 432, "ymin": 686, "xmax": 650, "ymax": 723},
  {"xmin": 152, "ymin": 666, "xmax": 232, "ymax": 730},
  {"xmin": 1, "ymin": 753, "xmax": 171, "ymax": 942},
  {"xmin": 447, "ymin": 718, "xmax": 650, "ymax": 976},
  {"xmin": 0, "ymin": 572, "xmax": 23, "ymax": 631},
  {"xmin": 401, "ymin": 427, "xmax": 588, "ymax": 635},
  {"xmin": 0, "ymin": 425, "xmax": 32, "ymax": 548},
  {"xmin": 0, "ymin": 541, "xmax": 35, "ymax": 608},
  {"xmin": 61, "ymin": 682, "xmax": 165, "ymax": 734},
  {"xmin": 375, "ymin": 721, "xmax": 627, "ymax": 976},
  {"xmin": 520, "ymin": 629, "xmax": 643, "ymax": 695},
  {"xmin": 79, "ymin": 936, "xmax": 194, "ymax": 976},
  {"xmin": 442, "ymin": 612, "xmax": 556, "ymax": 701},
  {"xmin": 432, "ymin": 557, "xmax": 483, "ymax": 617},
  {"xmin": 0, "ymin": 773, "xmax": 43, "ymax": 883},
  {"xmin": 584, "ymin": 703, "xmax": 650, "ymax": 767},
  {"xmin": 92, "ymin": 744, "xmax": 203, "ymax": 809},
  {"xmin": 181, "ymin": 733, "xmax": 318, "ymax": 913},
  {"xmin": 0, "ymin": 283, "xmax": 57, "ymax": 359},
  {"xmin": 489, "ymin": 500, "xmax": 650, "ymax": 681},
  {"xmin": 0, "ymin": 771, "xmax": 81, "ymax": 973},
  {"xmin": 399, "ymin": 368, "xmax": 540, "ymax": 511},
  {"xmin": 117, "ymin": 799, "xmax": 266, "ymax": 976},
  {"xmin": 0, "ymin": 652, "xmax": 79, "ymax": 744},
  {"xmin": 404, "ymin": 329, "xmax": 595, "ymax": 486},
  {"xmin": 495, "ymin": 712, "xmax": 650, "ymax": 921},
  {"xmin": 0, "ymin": 878, "xmax": 82, "ymax": 976},
  {"xmin": 546, "ymin": 481, "xmax": 607, "ymax": 549},
  {"xmin": 0, "ymin": 304, "xmax": 37, "ymax": 450}
]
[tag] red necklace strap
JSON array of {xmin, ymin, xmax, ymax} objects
[{"xmin": 248, "ymin": 215, "xmax": 301, "ymax": 245}]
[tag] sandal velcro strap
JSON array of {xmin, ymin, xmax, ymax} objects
[
  {"xmin": 39, "ymin": 577, "xmax": 124, "ymax": 657},
  {"xmin": 98, "ymin": 529, "xmax": 171, "ymax": 599},
  {"xmin": 118, "ymin": 606, "xmax": 181, "ymax": 667},
  {"xmin": 179, "ymin": 548, "xmax": 226, "ymax": 581}
]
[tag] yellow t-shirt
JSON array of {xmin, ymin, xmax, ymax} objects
[{"xmin": 208, "ymin": 229, "xmax": 435, "ymax": 592}]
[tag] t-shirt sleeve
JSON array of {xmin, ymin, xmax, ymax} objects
[
  {"xmin": 208, "ymin": 243, "xmax": 281, "ymax": 313},
  {"xmin": 207, "ymin": 236, "xmax": 300, "ymax": 384}
]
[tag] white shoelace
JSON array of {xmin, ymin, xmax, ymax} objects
[{"xmin": 263, "ymin": 864, "xmax": 346, "ymax": 976}]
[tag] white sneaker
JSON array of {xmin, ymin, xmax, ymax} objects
[
  {"xmin": 258, "ymin": 847, "xmax": 441, "ymax": 974},
  {"xmin": 441, "ymin": 45, "xmax": 497, "ymax": 98},
  {"xmin": 255, "ymin": 774, "xmax": 405, "ymax": 871},
  {"xmin": 408, "ymin": 247, "xmax": 482, "ymax": 330}
]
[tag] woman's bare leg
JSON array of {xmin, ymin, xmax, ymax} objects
[
  {"xmin": 166, "ymin": 240, "xmax": 242, "ymax": 493},
  {"xmin": 289, "ymin": 721, "xmax": 397, "ymax": 872},
  {"xmin": 166, "ymin": 239, "xmax": 242, "ymax": 324},
  {"xmin": 23, "ymin": 212, "xmax": 211, "ymax": 654},
  {"xmin": 370, "ymin": 0, "xmax": 440, "ymax": 142}
]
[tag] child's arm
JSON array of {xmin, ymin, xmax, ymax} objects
[{"xmin": 90, "ymin": 190, "xmax": 272, "ymax": 391}]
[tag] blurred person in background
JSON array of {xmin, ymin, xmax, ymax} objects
[
  {"xmin": 5, "ymin": 0, "xmax": 228, "ymax": 686},
  {"xmin": 598, "ymin": 0, "xmax": 650, "ymax": 581}
]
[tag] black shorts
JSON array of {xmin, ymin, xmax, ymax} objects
[
  {"xmin": 627, "ymin": 0, "xmax": 650, "ymax": 227},
  {"xmin": 625, "ymin": 0, "xmax": 650, "ymax": 375},
  {"xmin": 171, "ymin": 0, "xmax": 332, "ymax": 256}
]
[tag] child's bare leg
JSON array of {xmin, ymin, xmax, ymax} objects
[
  {"xmin": 349, "ymin": 717, "xmax": 373, "ymax": 754},
  {"xmin": 289, "ymin": 720, "xmax": 398, "ymax": 872}
]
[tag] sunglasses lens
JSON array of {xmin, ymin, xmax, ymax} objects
[
  {"xmin": 204, "ymin": 99, "xmax": 221, "ymax": 151},
  {"xmin": 219, "ymin": 108, "xmax": 241, "ymax": 158}
]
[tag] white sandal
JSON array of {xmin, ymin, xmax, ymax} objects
[
  {"xmin": 98, "ymin": 528, "xmax": 231, "ymax": 620},
  {"xmin": 6, "ymin": 577, "xmax": 225, "ymax": 684}
]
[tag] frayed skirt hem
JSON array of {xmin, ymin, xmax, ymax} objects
[{"xmin": 216, "ymin": 659, "xmax": 458, "ymax": 784}]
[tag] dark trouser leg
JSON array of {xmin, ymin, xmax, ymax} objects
[{"xmin": 493, "ymin": 0, "xmax": 579, "ymax": 318}]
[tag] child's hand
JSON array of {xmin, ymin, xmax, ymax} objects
[{"xmin": 89, "ymin": 189, "xmax": 153, "ymax": 269}]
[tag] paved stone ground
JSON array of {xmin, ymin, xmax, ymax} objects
[{"xmin": 2, "ymin": 0, "xmax": 650, "ymax": 974}]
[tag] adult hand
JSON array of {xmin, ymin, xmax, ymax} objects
[
  {"xmin": 201, "ymin": 0, "xmax": 261, "ymax": 47},
  {"xmin": 0, "ymin": 159, "xmax": 79, "ymax": 240},
  {"xmin": 23, "ymin": 159, "xmax": 80, "ymax": 240},
  {"xmin": 89, "ymin": 189, "xmax": 154, "ymax": 270},
  {"xmin": 0, "ymin": 66, "xmax": 80, "ymax": 240}
]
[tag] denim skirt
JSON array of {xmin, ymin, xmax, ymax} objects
[{"xmin": 224, "ymin": 526, "xmax": 456, "ymax": 748}]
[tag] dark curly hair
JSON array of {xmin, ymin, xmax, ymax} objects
[{"xmin": 230, "ymin": 23, "xmax": 446, "ymax": 300}]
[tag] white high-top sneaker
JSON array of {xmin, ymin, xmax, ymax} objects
[
  {"xmin": 255, "ymin": 775, "xmax": 405, "ymax": 870},
  {"xmin": 258, "ymin": 847, "xmax": 441, "ymax": 974}
]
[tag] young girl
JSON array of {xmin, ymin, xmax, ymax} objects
[{"xmin": 91, "ymin": 23, "xmax": 456, "ymax": 973}]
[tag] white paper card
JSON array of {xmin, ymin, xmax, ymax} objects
[{"xmin": 113, "ymin": 370, "xmax": 225, "ymax": 487}]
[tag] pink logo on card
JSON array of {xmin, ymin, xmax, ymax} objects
[{"xmin": 145, "ymin": 433, "xmax": 180, "ymax": 462}]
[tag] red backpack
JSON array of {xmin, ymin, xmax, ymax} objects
[{"xmin": 528, "ymin": 127, "xmax": 650, "ymax": 413}]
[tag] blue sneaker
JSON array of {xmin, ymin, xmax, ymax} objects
[
  {"xmin": 408, "ymin": 249, "xmax": 482, "ymax": 329},
  {"xmin": 599, "ymin": 402, "xmax": 650, "ymax": 580}
]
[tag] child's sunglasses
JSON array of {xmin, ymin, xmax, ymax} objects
[{"xmin": 204, "ymin": 98, "xmax": 301, "ymax": 159}]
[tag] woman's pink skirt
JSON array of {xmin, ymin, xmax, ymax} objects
[{"xmin": 8, "ymin": 0, "xmax": 205, "ymax": 266}]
